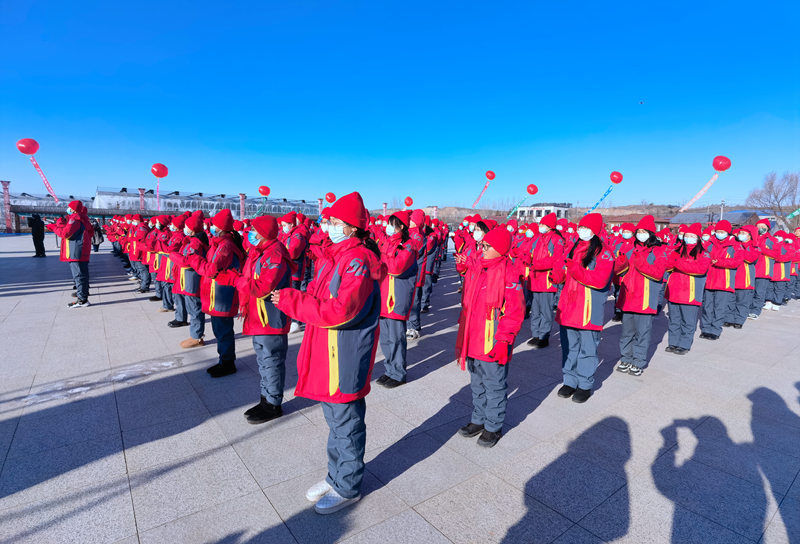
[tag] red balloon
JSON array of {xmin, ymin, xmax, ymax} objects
[
  {"xmin": 258, "ymin": 185, "xmax": 270, "ymax": 196},
  {"xmin": 712, "ymin": 155, "xmax": 731, "ymax": 172},
  {"xmin": 404, "ymin": 196, "xmax": 414, "ymax": 207},
  {"xmin": 610, "ymin": 171, "xmax": 623, "ymax": 184},
  {"xmin": 485, "ymin": 170, "xmax": 496, "ymax": 180},
  {"xmin": 16, "ymin": 138, "xmax": 39, "ymax": 155},
  {"xmin": 325, "ymin": 192, "xmax": 336, "ymax": 203},
  {"xmin": 527, "ymin": 184, "xmax": 538, "ymax": 195},
  {"xmin": 151, "ymin": 163, "xmax": 168, "ymax": 178}
]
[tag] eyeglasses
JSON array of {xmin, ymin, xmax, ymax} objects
[{"xmin": 480, "ymin": 242, "xmax": 491, "ymax": 251}]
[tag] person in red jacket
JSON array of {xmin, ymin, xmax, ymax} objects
[
  {"xmin": 406, "ymin": 209, "xmax": 428, "ymax": 339},
  {"xmin": 727, "ymin": 226, "xmax": 759, "ymax": 328},
  {"xmin": 610, "ymin": 222, "xmax": 636, "ymax": 322},
  {"xmin": 454, "ymin": 227, "xmax": 524, "ymax": 447},
  {"xmin": 162, "ymin": 215, "xmax": 187, "ymax": 325},
  {"xmin": 523, "ymin": 212, "xmax": 565, "ymax": 349},
  {"xmin": 129, "ymin": 214, "xmax": 152, "ymax": 293},
  {"xmin": 279, "ymin": 211, "xmax": 310, "ymax": 333},
  {"xmin": 699, "ymin": 220, "xmax": 743, "ymax": 340},
  {"xmin": 769, "ymin": 230, "xmax": 793, "ymax": 308},
  {"xmin": 375, "ymin": 211, "xmax": 418, "ymax": 388},
  {"xmin": 174, "ymin": 214, "xmax": 209, "ymax": 348},
  {"xmin": 55, "ymin": 200, "xmax": 93, "ymax": 307},
  {"xmin": 272, "ymin": 191, "xmax": 383, "ymax": 515},
  {"xmin": 664, "ymin": 223, "xmax": 711, "ymax": 354},
  {"xmin": 235, "ymin": 215, "xmax": 295, "ymax": 423},
  {"xmin": 555, "ymin": 213, "xmax": 614, "ymax": 403},
  {"xmin": 420, "ymin": 216, "xmax": 439, "ymax": 313},
  {"xmin": 187, "ymin": 209, "xmax": 245, "ymax": 377},
  {"xmin": 614, "ymin": 216, "xmax": 667, "ymax": 376}
]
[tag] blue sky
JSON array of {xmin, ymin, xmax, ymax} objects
[{"xmin": 1, "ymin": 1, "xmax": 798, "ymax": 210}]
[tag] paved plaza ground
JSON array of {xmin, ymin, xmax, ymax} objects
[{"xmin": 0, "ymin": 233, "xmax": 798, "ymax": 544}]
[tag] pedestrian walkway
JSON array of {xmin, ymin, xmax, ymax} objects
[{"xmin": 0, "ymin": 234, "xmax": 798, "ymax": 543}]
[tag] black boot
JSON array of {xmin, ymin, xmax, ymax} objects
[
  {"xmin": 167, "ymin": 320, "xmax": 188, "ymax": 328},
  {"xmin": 536, "ymin": 338, "xmax": 549, "ymax": 349},
  {"xmin": 244, "ymin": 396, "xmax": 267, "ymax": 417},
  {"xmin": 458, "ymin": 422, "xmax": 484, "ymax": 437},
  {"xmin": 477, "ymin": 429, "xmax": 502, "ymax": 448},
  {"xmin": 526, "ymin": 337, "xmax": 540, "ymax": 347},
  {"xmin": 572, "ymin": 388, "xmax": 593, "ymax": 403},
  {"xmin": 149, "ymin": 296, "xmax": 162, "ymax": 302},
  {"xmin": 245, "ymin": 398, "xmax": 282, "ymax": 424},
  {"xmin": 207, "ymin": 360, "xmax": 237, "ymax": 378},
  {"xmin": 557, "ymin": 385, "xmax": 576, "ymax": 398}
]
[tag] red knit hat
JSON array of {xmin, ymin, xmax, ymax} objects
[
  {"xmin": 756, "ymin": 218, "xmax": 771, "ymax": 229},
  {"xmin": 539, "ymin": 213, "xmax": 557, "ymax": 229},
  {"xmin": 185, "ymin": 215, "xmax": 204, "ymax": 233},
  {"xmin": 621, "ymin": 222, "xmax": 635, "ymax": 232},
  {"xmin": 480, "ymin": 219, "xmax": 498, "ymax": 231},
  {"xmin": 473, "ymin": 214, "xmax": 482, "ymax": 222},
  {"xmin": 212, "ymin": 209, "xmax": 234, "ymax": 232},
  {"xmin": 391, "ymin": 210, "xmax": 411, "ymax": 227},
  {"xmin": 507, "ymin": 218, "xmax": 518, "ymax": 229},
  {"xmin": 233, "ymin": 220, "xmax": 244, "ymax": 231},
  {"xmin": 685, "ymin": 223, "xmax": 702, "ymax": 237},
  {"xmin": 484, "ymin": 227, "xmax": 512, "ymax": 256},
  {"xmin": 714, "ymin": 220, "xmax": 732, "ymax": 233},
  {"xmin": 636, "ymin": 215, "xmax": 656, "ymax": 233},
  {"xmin": 328, "ymin": 191, "xmax": 367, "ymax": 229},
  {"xmin": 296, "ymin": 213, "xmax": 306, "ymax": 225},
  {"xmin": 321, "ymin": 207, "xmax": 331, "ymax": 219},
  {"xmin": 172, "ymin": 215, "xmax": 187, "ymax": 230},
  {"xmin": 131, "ymin": 214, "xmax": 143, "ymax": 222},
  {"xmin": 279, "ymin": 211, "xmax": 297, "ymax": 225},
  {"xmin": 68, "ymin": 200, "xmax": 83, "ymax": 213},
  {"xmin": 410, "ymin": 209, "xmax": 426, "ymax": 227},
  {"xmin": 579, "ymin": 213, "xmax": 603, "ymax": 236},
  {"xmin": 251, "ymin": 215, "xmax": 278, "ymax": 240}
]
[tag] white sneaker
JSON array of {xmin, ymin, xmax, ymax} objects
[
  {"xmin": 305, "ymin": 480, "xmax": 332, "ymax": 502},
  {"xmin": 289, "ymin": 322, "xmax": 300, "ymax": 334},
  {"xmin": 762, "ymin": 302, "xmax": 774, "ymax": 310},
  {"xmin": 314, "ymin": 488, "xmax": 360, "ymax": 515},
  {"xmin": 68, "ymin": 300, "xmax": 90, "ymax": 308},
  {"xmin": 771, "ymin": 304, "xmax": 780, "ymax": 311},
  {"xmin": 747, "ymin": 313, "xmax": 758, "ymax": 320},
  {"xmin": 407, "ymin": 329, "xmax": 421, "ymax": 340}
]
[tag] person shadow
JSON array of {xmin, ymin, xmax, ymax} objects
[
  {"xmin": 748, "ymin": 386, "xmax": 800, "ymax": 543},
  {"xmin": 652, "ymin": 416, "xmax": 768, "ymax": 542},
  {"xmin": 501, "ymin": 417, "xmax": 631, "ymax": 543}
]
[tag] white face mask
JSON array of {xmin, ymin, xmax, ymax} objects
[
  {"xmin": 132, "ymin": 221, "xmax": 139, "ymax": 227},
  {"xmin": 758, "ymin": 227, "xmax": 768, "ymax": 235},
  {"xmin": 636, "ymin": 232, "xmax": 649, "ymax": 243},
  {"xmin": 737, "ymin": 233, "xmax": 749, "ymax": 242},
  {"xmin": 538, "ymin": 225, "xmax": 549, "ymax": 234},
  {"xmin": 507, "ymin": 225, "xmax": 514, "ymax": 233},
  {"xmin": 684, "ymin": 235, "xmax": 698, "ymax": 245},
  {"xmin": 786, "ymin": 239, "xmax": 793, "ymax": 244},
  {"xmin": 67, "ymin": 208, "xmax": 74, "ymax": 215},
  {"xmin": 386, "ymin": 224, "xmax": 396, "ymax": 236},
  {"xmin": 525, "ymin": 230, "xmax": 534, "ymax": 238},
  {"xmin": 169, "ymin": 225, "xmax": 177, "ymax": 232},
  {"xmin": 556, "ymin": 225, "xmax": 564, "ymax": 231},
  {"xmin": 468, "ymin": 224, "xmax": 475, "ymax": 232},
  {"xmin": 777, "ymin": 236, "xmax": 784, "ymax": 242},
  {"xmin": 715, "ymin": 232, "xmax": 728, "ymax": 241},
  {"xmin": 621, "ymin": 232, "xmax": 633, "ymax": 240},
  {"xmin": 567, "ymin": 228, "xmax": 574, "ymax": 233},
  {"xmin": 577, "ymin": 227, "xmax": 593, "ymax": 241},
  {"xmin": 282, "ymin": 225, "xmax": 290, "ymax": 234},
  {"xmin": 473, "ymin": 231, "xmax": 484, "ymax": 242},
  {"xmin": 701, "ymin": 234, "xmax": 711, "ymax": 242},
  {"xmin": 678, "ymin": 234, "xmax": 684, "ymax": 240},
  {"xmin": 320, "ymin": 223, "xmax": 329, "ymax": 233},
  {"xmin": 329, "ymin": 224, "xmax": 348, "ymax": 244},
  {"xmin": 183, "ymin": 227, "xmax": 192, "ymax": 236},
  {"xmin": 462, "ymin": 220, "xmax": 468, "ymax": 226},
  {"xmin": 210, "ymin": 225, "xmax": 219, "ymax": 237}
]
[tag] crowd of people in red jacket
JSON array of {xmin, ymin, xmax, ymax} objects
[{"xmin": 44, "ymin": 193, "xmax": 800, "ymax": 515}]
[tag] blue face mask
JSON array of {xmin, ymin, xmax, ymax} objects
[
  {"xmin": 210, "ymin": 225, "xmax": 219, "ymax": 237},
  {"xmin": 183, "ymin": 227, "xmax": 192, "ymax": 237},
  {"xmin": 248, "ymin": 231, "xmax": 260, "ymax": 246},
  {"xmin": 329, "ymin": 224, "xmax": 348, "ymax": 244}
]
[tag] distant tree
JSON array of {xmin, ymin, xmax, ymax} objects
[{"xmin": 746, "ymin": 172, "xmax": 799, "ymax": 227}]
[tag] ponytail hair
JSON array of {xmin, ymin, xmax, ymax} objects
[
  {"xmin": 568, "ymin": 235, "xmax": 603, "ymax": 268},
  {"xmin": 354, "ymin": 227, "xmax": 381, "ymax": 258},
  {"xmin": 388, "ymin": 215, "xmax": 410, "ymax": 244}
]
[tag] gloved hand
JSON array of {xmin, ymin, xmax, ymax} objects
[{"xmin": 487, "ymin": 341, "xmax": 511, "ymax": 365}]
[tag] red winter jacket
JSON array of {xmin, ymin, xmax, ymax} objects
[
  {"xmin": 188, "ymin": 233, "xmax": 245, "ymax": 317},
  {"xmin": 235, "ymin": 239, "xmax": 294, "ymax": 335},
  {"xmin": 275, "ymin": 237, "xmax": 384, "ymax": 403},
  {"xmin": 129, "ymin": 223, "xmax": 151, "ymax": 262},
  {"xmin": 379, "ymin": 233, "xmax": 418, "ymax": 320},
  {"xmin": 455, "ymin": 256, "xmax": 524, "ymax": 368},
  {"xmin": 171, "ymin": 236, "xmax": 208, "ymax": 297},
  {"xmin": 55, "ymin": 212, "xmax": 93, "ymax": 262},
  {"xmin": 705, "ymin": 236, "xmax": 743, "ymax": 292},
  {"xmin": 408, "ymin": 227, "xmax": 427, "ymax": 287},
  {"xmin": 755, "ymin": 233, "xmax": 780, "ymax": 279},
  {"xmin": 556, "ymin": 240, "xmax": 615, "ymax": 331},
  {"xmin": 158, "ymin": 230, "xmax": 185, "ymax": 283},
  {"xmin": 665, "ymin": 244, "xmax": 711, "ymax": 305},
  {"xmin": 283, "ymin": 225, "xmax": 309, "ymax": 282},
  {"xmin": 526, "ymin": 230, "xmax": 566, "ymax": 293},
  {"xmin": 735, "ymin": 235, "xmax": 759, "ymax": 290},
  {"xmin": 615, "ymin": 244, "xmax": 668, "ymax": 314},
  {"xmin": 772, "ymin": 240, "xmax": 792, "ymax": 282}
]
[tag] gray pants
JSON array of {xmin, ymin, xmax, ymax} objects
[
  {"xmin": 185, "ymin": 295, "xmax": 205, "ymax": 339},
  {"xmin": 730, "ymin": 289, "xmax": 754, "ymax": 326},
  {"xmin": 467, "ymin": 357, "xmax": 510, "ymax": 432},
  {"xmin": 700, "ymin": 289, "xmax": 732, "ymax": 336},
  {"xmin": 619, "ymin": 312, "xmax": 654, "ymax": 368},
  {"xmin": 750, "ymin": 277, "xmax": 770, "ymax": 316},
  {"xmin": 407, "ymin": 282, "xmax": 423, "ymax": 332},
  {"xmin": 151, "ymin": 272, "xmax": 161, "ymax": 297},
  {"xmin": 560, "ymin": 326, "xmax": 601, "ymax": 390},
  {"xmin": 211, "ymin": 316, "xmax": 236, "ymax": 362},
  {"xmin": 69, "ymin": 261, "xmax": 90, "ymax": 301},
  {"xmin": 173, "ymin": 291, "xmax": 187, "ymax": 322},
  {"xmin": 421, "ymin": 274, "xmax": 433, "ymax": 308},
  {"xmin": 322, "ymin": 399, "xmax": 366, "ymax": 499},
  {"xmin": 161, "ymin": 283, "xmax": 174, "ymax": 310},
  {"xmin": 529, "ymin": 291, "xmax": 556, "ymax": 340},
  {"xmin": 135, "ymin": 261, "xmax": 151, "ymax": 290},
  {"xmin": 667, "ymin": 302, "xmax": 699, "ymax": 350},
  {"xmin": 379, "ymin": 317, "xmax": 408, "ymax": 381},
  {"xmin": 770, "ymin": 281, "xmax": 787, "ymax": 306},
  {"xmin": 253, "ymin": 335, "xmax": 288, "ymax": 406}
]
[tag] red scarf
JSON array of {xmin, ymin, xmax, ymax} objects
[{"xmin": 455, "ymin": 256, "xmax": 509, "ymax": 369}]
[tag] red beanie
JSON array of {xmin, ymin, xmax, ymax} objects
[
  {"xmin": 540, "ymin": 213, "xmax": 557, "ymax": 229},
  {"xmin": 321, "ymin": 207, "xmax": 331, "ymax": 219},
  {"xmin": 68, "ymin": 200, "xmax": 83, "ymax": 213},
  {"xmin": 636, "ymin": 215, "xmax": 656, "ymax": 233},
  {"xmin": 172, "ymin": 215, "xmax": 187, "ymax": 230},
  {"xmin": 131, "ymin": 214, "xmax": 143, "ymax": 222},
  {"xmin": 484, "ymin": 227, "xmax": 512, "ymax": 256},
  {"xmin": 233, "ymin": 220, "xmax": 244, "ymax": 231},
  {"xmin": 296, "ymin": 212, "xmax": 306, "ymax": 225},
  {"xmin": 507, "ymin": 218, "xmax": 518, "ymax": 229},
  {"xmin": 410, "ymin": 209, "xmax": 426, "ymax": 227},
  {"xmin": 473, "ymin": 214, "xmax": 482, "ymax": 222},
  {"xmin": 251, "ymin": 215, "xmax": 278, "ymax": 240},
  {"xmin": 328, "ymin": 191, "xmax": 367, "ymax": 229},
  {"xmin": 685, "ymin": 223, "xmax": 702, "ymax": 237},
  {"xmin": 756, "ymin": 218, "xmax": 771, "ymax": 229},
  {"xmin": 185, "ymin": 215, "xmax": 203, "ymax": 233},
  {"xmin": 579, "ymin": 213, "xmax": 603, "ymax": 236},
  {"xmin": 279, "ymin": 211, "xmax": 297, "ymax": 225},
  {"xmin": 212, "ymin": 209, "xmax": 234, "ymax": 232},
  {"xmin": 621, "ymin": 222, "xmax": 635, "ymax": 232},
  {"xmin": 480, "ymin": 219, "xmax": 498, "ymax": 231},
  {"xmin": 391, "ymin": 210, "xmax": 411, "ymax": 227},
  {"xmin": 715, "ymin": 219, "xmax": 732, "ymax": 233}
]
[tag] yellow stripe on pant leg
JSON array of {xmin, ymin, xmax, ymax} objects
[{"xmin": 328, "ymin": 329, "xmax": 339, "ymax": 396}]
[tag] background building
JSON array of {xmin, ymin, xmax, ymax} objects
[{"xmin": 515, "ymin": 203, "xmax": 572, "ymax": 222}]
